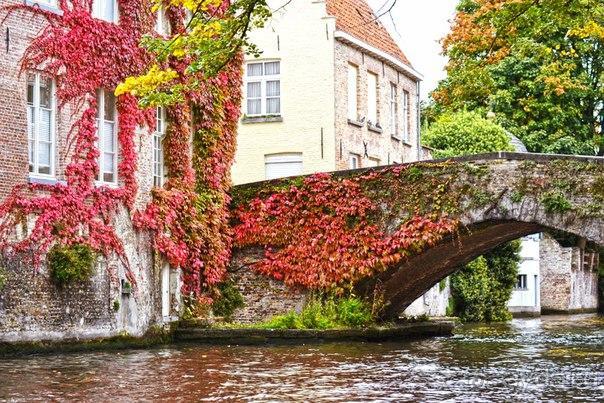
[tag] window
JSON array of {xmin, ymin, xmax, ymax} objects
[
  {"xmin": 349, "ymin": 153, "xmax": 360, "ymax": 169},
  {"xmin": 389, "ymin": 83, "xmax": 398, "ymax": 136},
  {"xmin": 246, "ymin": 61, "xmax": 280, "ymax": 116},
  {"xmin": 515, "ymin": 274, "xmax": 528, "ymax": 290},
  {"xmin": 92, "ymin": 0, "xmax": 118, "ymax": 23},
  {"xmin": 367, "ymin": 72, "xmax": 378, "ymax": 124},
  {"xmin": 153, "ymin": 107, "xmax": 166, "ymax": 187},
  {"xmin": 155, "ymin": 6, "xmax": 170, "ymax": 35},
  {"xmin": 402, "ymin": 90, "xmax": 410, "ymax": 141},
  {"xmin": 96, "ymin": 89, "xmax": 118, "ymax": 184},
  {"xmin": 265, "ymin": 153, "xmax": 302, "ymax": 180},
  {"xmin": 347, "ymin": 64, "xmax": 359, "ymax": 121},
  {"xmin": 27, "ymin": 73, "xmax": 55, "ymax": 177},
  {"xmin": 31, "ymin": 0, "xmax": 57, "ymax": 7},
  {"xmin": 367, "ymin": 157, "xmax": 380, "ymax": 167}
]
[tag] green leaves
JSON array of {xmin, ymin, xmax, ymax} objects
[
  {"xmin": 47, "ymin": 244, "xmax": 96, "ymax": 286},
  {"xmin": 423, "ymin": 110, "xmax": 513, "ymax": 158}
]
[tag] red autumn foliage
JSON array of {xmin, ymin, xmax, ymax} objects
[
  {"xmin": 0, "ymin": 0, "xmax": 241, "ymax": 298},
  {"xmin": 233, "ymin": 169, "xmax": 459, "ymax": 289}
]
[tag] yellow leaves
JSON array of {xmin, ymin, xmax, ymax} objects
[
  {"xmin": 167, "ymin": 0, "xmax": 223, "ymax": 12},
  {"xmin": 569, "ymin": 21, "xmax": 604, "ymax": 40},
  {"xmin": 115, "ymin": 65, "xmax": 178, "ymax": 97}
]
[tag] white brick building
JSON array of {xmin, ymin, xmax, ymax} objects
[{"xmin": 231, "ymin": 0, "xmax": 424, "ymax": 184}]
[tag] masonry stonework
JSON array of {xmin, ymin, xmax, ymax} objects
[
  {"xmin": 229, "ymin": 249, "xmax": 308, "ymax": 323},
  {"xmin": 0, "ymin": 3, "xmax": 170, "ymax": 342},
  {"xmin": 333, "ymin": 41, "xmax": 419, "ymax": 170},
  {"xmin": 540, "ymin": 234, "xmax": 599, "ymax": 314}
]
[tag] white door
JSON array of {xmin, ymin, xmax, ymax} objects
[
  {"xmin": 161, "ymin": 264, "xmax": 170, "ymax": 318},
  {"xmin": 265, "ymin": 153, "xmax": 303, "ymax": 180}
]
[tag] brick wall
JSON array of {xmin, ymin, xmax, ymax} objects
[
  {"xmin": 333, "ymin": 40, "xmax": 420, "ymax": 170},
  {"xmin": 229, "ymin": 249, "xmax": 308, "ymax": 323},
  {"xmin": 0, "ymin": 3, "xmax": 166, "ymax": 342},
  {"xmin": 540, "ymin": 234, "xmax": 599, "ymax": 313}
]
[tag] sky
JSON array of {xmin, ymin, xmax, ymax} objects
[{"xmin": 368, "ymin": 0, "xmax": 458, "ymax": 100}]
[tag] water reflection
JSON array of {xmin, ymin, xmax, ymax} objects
[{"xmin": 0, "ymin": 314, "xmax": 602, "ymax": 401}]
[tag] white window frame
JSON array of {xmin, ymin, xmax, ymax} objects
[
  {"xmin": 402, "ymin": 90, "xmax": 410, "ymax": 142},
  {"xmin": 245, "ymin": 60, "xmax": 281, "ymax": 117},
  {"xmin": 515, "ymin": 274, "xmax": 528, "ymax": 290},
  {"xmin": 155, "ymin": 6, "xmax": 171, "ymax": 36},
  {"xmin": 368, "ymin": 157, "xmax": 380, "ymax": 167},
  {"xmin": 92, "ymin": 0, "xmax": 119, "ymax": 23},
  {"xmin": 30, "ymin": 0, "xmax": 58, "ymax": 7},
  {"xmin": 27, "ymin": 73, "xmax": 56, "ymax": 179},
  {"xmin": 96, "ymin": 89, "xmax": 118, "ymax": 186},
  {"xmin": 153, "ymin": 107, "xmax": 167, "ymax": 187},
  {"xmin": 348, "ymin": 153, "xmax": 360, "ymax": 169},
  {"xmin": 367, "ymin": 71, "xmax": 378, "ymax": 124},
  {"xmin": 264, "ymin": 152, "xmax": 302, "ymax": 180},
  {"xmin": 389, "ymin": 83, "xmax": 398, "ymax": 135},
  {"xmin": 347, "ymin": 63, "xmax": 359, "ymax": 121}
]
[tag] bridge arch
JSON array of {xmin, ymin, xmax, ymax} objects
[{"xmin": 231, "ymin": 153, "xmax": 604, "ymax": 319}]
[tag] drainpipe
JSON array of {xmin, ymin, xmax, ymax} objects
[{"xmin": 416, "ymin": 80, "xmax": 422, "ymax": 161}]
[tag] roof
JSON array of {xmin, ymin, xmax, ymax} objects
[
  {"xmin": 326, "ymin": 0, "xmax": 412, "ymax": 67},
  {"xmin": 508, "ymin": 132, "xmax": 528, "ymax": 153}
]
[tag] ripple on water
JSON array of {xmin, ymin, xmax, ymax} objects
[{"xmin": 0, "ymin": 315, "xmax": 603, "ymax": 402}]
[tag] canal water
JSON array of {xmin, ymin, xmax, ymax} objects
[{"xmin": 0, "ymin": 314, "xmax": 602, "ymax": 401}]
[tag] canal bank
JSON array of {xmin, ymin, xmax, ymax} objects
[{"xmin": 0, "ymin": 321, "xmax": 454, "ymax": 357}]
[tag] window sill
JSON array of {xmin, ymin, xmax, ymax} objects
[
  {"xmin": 402, "ymin": 140, "xmax": 413, "ymax": 147},
  {"xmin": 368, "ymin": 123, "xmax": 383, "ymax": 134},
  {"xmin": 24, "ymin": 0, "xmax": 63, "ymax": 15},
  {"xmin": 242, "ymin": 115, "xmax": 283, "ymax": 124},
  {"xmin": 28, "ymin": 176, "xmax": 62, "ymax": 185},
  {"xmin": 391, "ymin": 134, "xmax": 402, "ymax": 141},
  {"xmin": 347, "ymin": 119, "xmax": 364, "ymax": 128},
  {"xmin": 95, "ymin": 181, "xmax": 119, "ymax": 189}
]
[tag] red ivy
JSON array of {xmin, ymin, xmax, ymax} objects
[
  {"xmin": 0, "ymin": 0, "xmax": 241, "ymax": 298},
  {"xmin": 233, "ymin": 169, "xmax": 459, "ymax": 289}
]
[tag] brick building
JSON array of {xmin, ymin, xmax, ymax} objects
[
  {"xmin": 0, "ymin": 0, "xmax": 177, "ymax": 342},
  {"xmin": 231, "ymin": 0, "xmax": 425, "ymax": 184}
]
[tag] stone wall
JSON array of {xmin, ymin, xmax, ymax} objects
[
  {"xmin": 402, "ymin": 281, "xmax": 450, "ymax": 317},
  {"xmin": 540, "ymin": 234, "xmax": 599, "ymax": 314},
  {"xmin": 229, "ymin": 249, "xmax": 308, "ymax": 323}
]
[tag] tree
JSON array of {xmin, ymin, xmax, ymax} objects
[
  {"xmin": 433, "ymin": 0, "xmax": 604, "ymax": 155},
  {"xmin": 422, "ymin": 111, "xmax": 521, "ymax": 322},
  {"xmin": 116, "ymin": 0, "xmax": 271, "ymax": 106},
  {"xmin": 422, "ymin": 110, "xmax": 513, "ymax": 158}
]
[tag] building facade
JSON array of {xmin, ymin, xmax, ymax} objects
[
  {"xmin": 508, "ymin": 234, "xmax": 541, "ymax": 317},
  {"xmin": 0, "ymin": 0, "xmax": 180, "ymax": 342},
  {"xmin": 231, "ymin": 0, "xmax": 423, "ymax": 185}
]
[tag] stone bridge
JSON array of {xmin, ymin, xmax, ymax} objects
[{"xmin": 230, "ymin": 153, "xmax": 604, "ymax": 319}]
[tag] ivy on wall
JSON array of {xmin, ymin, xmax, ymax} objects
[{"xmin": 0, "ymin": 0, "xmax": 243, "ymax": 303}]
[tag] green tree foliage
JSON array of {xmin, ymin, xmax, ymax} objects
[
  {"xmin": 433, "ymin": 0, "xmax": 604, "ymax": 155},
  {"xmin": 451, "ymin": 240, "xmax": 521, "ymax": 322},
  {"xmin": 423, "ymin": 111, "xmax": 514, "ymax": 158},
  {"xmin": 47, "ymin": 244, "xmax": 96, "ymax": 285},
  {"xmin": 212, "ymin": 279, "xmax": 245, "ymax": 319}
]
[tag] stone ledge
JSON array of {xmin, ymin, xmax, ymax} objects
[
  {"xmin": 24, "ymin": 0, "xmax": 64, "ymax": 15},
  {"xmin": 241, "ymin": 116, "xmax": 283, "ymax": 124},
  {"xmin": 368, "ymin": 123, "xmax": 383, "ymax": 134},
  {"xmin": 347, "ymin": 119, "xmax": 364, "ymax": 128},
  {"xmin": 174, "ymin": 321, "xmax": 455, "ymax": 345}
]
